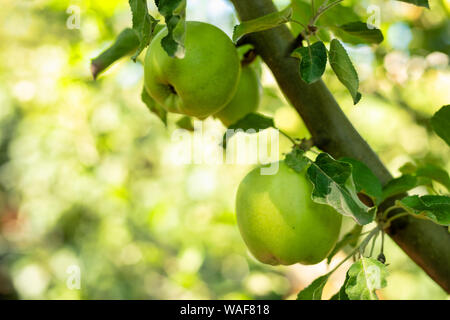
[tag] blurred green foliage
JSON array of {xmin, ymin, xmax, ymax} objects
[{"xmin": 0, "ymin": 0, "xmax": 448, "ymax": 300}]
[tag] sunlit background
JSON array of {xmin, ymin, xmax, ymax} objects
[{"xmin": 0, "ymin": 0, "xmax": 449, "ymax": 299}]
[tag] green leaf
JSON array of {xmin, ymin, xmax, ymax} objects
[
  {"xmin": 290, "ymin": 1, "xmax": 359, "ymax": 36},
  {"xmin": 416, "ymin": 164, "xmax": 450, "ymax": 191},
  {"xmin": 306, "ymin": 153, "xmax": 376, "ymax": 225},
  {"xmin": 129, "ymin": 0, "xmax": 159, "ymax": 61},
  {"xmin": 297, "ymin": 274, "xmax": 330, "ymax": 300},
  {"xmin": 340, "ymin": 157, "xmax": 383, "ymax": 202},
  {"xmin": 232, "ymin": 7, "xmax": 293, "ymax": 43},
  {"xmin": 329, "ymin": 39, "xmax": 361, "ymax": 105},
  {"xmin": 176, "ymin": 116, "xmax": 194, "ymax": 131},
  {"xmin": 91, "ymin": 28, "xmax": 140, "ymax": 79},
  {"xmin": 396, "ymin": 0, "xmax": 430, "ymax": 8},
  {"xmin": 285, "ymin": 148, "xmax": 310, "ymax": 173},
  {"xmin": 155, "ymin": 0, "xmax": 187, "ymax": 58},
  {"xmin": 292, "ymin": 41, "xmax": 327, "ymax": 84},
  {"xmin": 334, "ymin": 22, "xmax": 384, "ymax": 45},
  {"xmin": 430, "ymin": 105, "xmax": 450, "ymax": 147},
  {"xmin": 141, "ymin": 87, "xmax": 167, "ymax": 125},
  {"xmin": 330, "ymin": 274, "xmax": 350, "ymax": 300},
  {"xmin": 345, "ymin": 257, "xmax": 388, "ymax": 300},
  {"xmin": 327, "ymin": 224, "xmax": 363, "ymax": 264},
  {"xmin": 222, "ymin": 113, "xmax": 275, "ymax": 148},
  {"xmin": 397, "ymin": 195, "xmax": 450, "ymax": 226},
  {"xmin": 399, "ymin": 162, "xmax": 450, "ymax": 192},
  {"xmin": 399, "ymin": 162, "xmax": 417, "ymax": 175},
  {"xmin": 382, "ymin": 175, "xmax": 417, "ymax": 200}
]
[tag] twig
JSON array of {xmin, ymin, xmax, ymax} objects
[
  {"xmin": 310, "ymin": 0, "xmax": 344, "ymax": 25},
  {"xmin": 383, "ymin": 212, "xmax": 410, "ymax": 229},
  {"xmin": 279, "ymin": 129, "xmax": 297, "ymax": 145}
]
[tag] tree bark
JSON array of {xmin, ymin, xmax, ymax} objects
[{"xmin": 230, "ymin": 0, "xmax": 450, "ymax": 293}]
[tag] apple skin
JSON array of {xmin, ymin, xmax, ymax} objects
[
  {"xmin": 236, "ymin": 161, "xmax": 342, "ymax": 265},
  {"xmin": 215, "ymin": 65, "xmax": 262, "ymax": 126},
  {"xmin": 144, "ymin": 21, "xmax": 241, "ymax": 119}
]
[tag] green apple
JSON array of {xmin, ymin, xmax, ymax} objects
[
  {"xmin": 214, "ymin": 65, "xmax": 262, "ymax": 126},
  {"xmin": 144, "ymin": 21, "xmax": 241, "ymax": 119},
  {"xmin": 236, "ymin": 161, "xmax": 342, "ymax": 265}
]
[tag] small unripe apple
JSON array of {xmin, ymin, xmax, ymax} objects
[
  {"xmin": 236, "ymin": 161, "xmax": 342, "ymax": 265},
  {"xmin": 215, "ymin": 65, "xmax": 262, "ymax": 126},
  {"xmin": 144, "ymin": 21, "xmax": 241, "ymax": 119}
]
